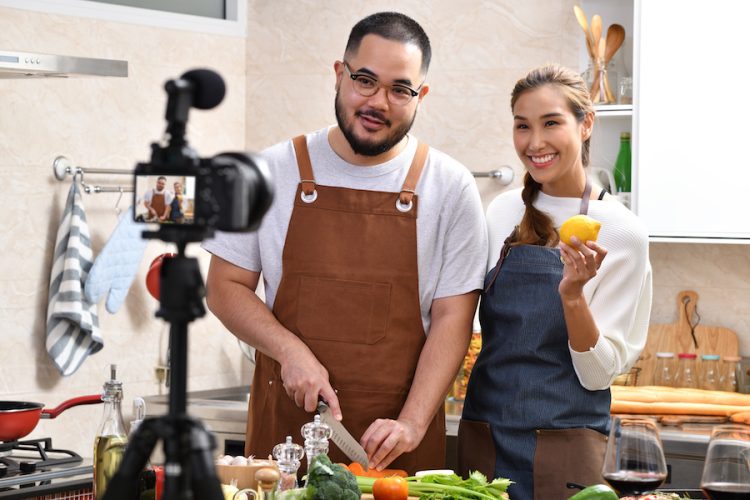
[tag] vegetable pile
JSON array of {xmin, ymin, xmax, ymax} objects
[{"xmin": 357, "ymin": 471, "xmax": 511, "ymax": 499}]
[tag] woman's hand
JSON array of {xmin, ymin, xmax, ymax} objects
[{"xmin": 558, "ymin": 236, "xmax": 607, "ymax": 301}]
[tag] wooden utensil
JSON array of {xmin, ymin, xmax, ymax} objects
[
  {"xmin": 603, "ymin": 24, "xmax": 625, "ymax": 102},
  {"xmin": 634, "ymin": 290, "xmax": 740, "ymax": 386},
  {"xmin": 590, "ymin": 23, "xmax": 626, "ymax": 103},
  {"xmin": 573, "ymin": 5, "xmax": 595, "ymax": 58}
]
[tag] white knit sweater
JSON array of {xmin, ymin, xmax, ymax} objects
[{"xmin": 484, "ymin": 188, "xmax": 653, "ymax": 390}]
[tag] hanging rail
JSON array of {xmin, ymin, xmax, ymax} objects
[
  {"xmin": 472, "ymin": 165, "xmax": 515, "ymax": 186},
  {"xmin": 53, "ymin": 155, "xmax": 134, "ymax": 194}
]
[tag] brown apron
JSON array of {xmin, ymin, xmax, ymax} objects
[
  {"xmin": 245, "ymin": 135, "xmax": 445, "ymax": 473},
  {"xmin": 150, "ymin": 192, "xmax": 166, "ymax": 218}
]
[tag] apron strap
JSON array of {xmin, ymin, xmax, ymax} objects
[
  {"xmin": 484, "ymin": 227, "xmax": 518, "ymax": 293},
  {"xmin": 399, "ymin": 142, "xmax": 429, "ymax": 205},
  {"xmin": 579, "ymin": 178, "xmax": 593, "ymax": 215},
  {"xmin": 292, "ymin": 135, "xmax": 316, "ymax": 196}
]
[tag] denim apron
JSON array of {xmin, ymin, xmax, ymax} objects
[{"xmin": 458, "ymin": 181, "xmax": 610, "ymax": 500}]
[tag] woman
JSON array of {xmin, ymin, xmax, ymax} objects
[{"xmin": 457, "ymin": 65, "xmax": 652, "ymax": 500}]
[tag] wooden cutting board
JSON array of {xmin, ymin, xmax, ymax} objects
[{"xmin": 634, "ymin": 290, "xmax": 739, "ymax": 386}]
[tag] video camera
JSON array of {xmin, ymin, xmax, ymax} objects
[{"xmin": 133, "ymin": 68, "xmax": 273, "ymax": 242}]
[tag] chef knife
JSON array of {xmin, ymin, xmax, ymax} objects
[{"xmin": 317, "ymin": 401, "xmax": 369, "ymax": 471}]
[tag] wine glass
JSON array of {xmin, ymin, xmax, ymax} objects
[
  {"xmin": 601, "ymin": 416, "xmax": 668, "ymax": 496},
  {"xmin": 700, "ymin": 425, "xmax": 750, "ymax": 499}
]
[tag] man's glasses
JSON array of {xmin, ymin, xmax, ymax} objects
[{"xmin": 343, "ymin": 62, "xmax": 422, "ymax": 106}]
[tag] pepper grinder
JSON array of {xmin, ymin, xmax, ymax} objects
[
  {"xmin": 272, "ymin": 436, "xmax": 304, "ymax": 490},
  {"xmin": 301, "ymin": 415, "xmax": 331, "ymax": 475}
]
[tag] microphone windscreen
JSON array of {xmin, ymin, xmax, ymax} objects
[{"xmin": 181, "ymin": 69, "xmax": 226, "ymax": 109}]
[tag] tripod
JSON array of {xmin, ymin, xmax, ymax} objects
[{"xmin": 103, "ymin": 231, "xmax": 224, "ymax": 500}]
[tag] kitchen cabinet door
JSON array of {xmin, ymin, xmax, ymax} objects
[{"xmin": 636, "ymin": 0, "xmax": 750, "ymax": 240}]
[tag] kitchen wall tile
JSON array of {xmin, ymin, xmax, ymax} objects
[{"xmin": 0, "ymin": 4, "xmax": 248, "ymax": 457}]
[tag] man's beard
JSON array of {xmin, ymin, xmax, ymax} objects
[{"xmin": 334, "ymin": 91, "xmax": 417, "ymax": 157}]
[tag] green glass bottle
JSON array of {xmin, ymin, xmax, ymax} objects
[{"xmin": 613, "ymin": 132, "xmax": 631, "ymax": 192}]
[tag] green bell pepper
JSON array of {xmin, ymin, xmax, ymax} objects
[{"xmin": 568, "ymin": 484, "xmax": 619, "ymax": 500}]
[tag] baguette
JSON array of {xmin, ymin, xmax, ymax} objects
[
  {"xmin": 610, "ymin": 400, "xmax": 750, "ymax": 416},
  {"xmin": 729, "ymin": 411, "xmax": 750, "ymax": 425},
  {"xmin": 611, "ymin": 385, "xmax": 750, "ymax": 407}
]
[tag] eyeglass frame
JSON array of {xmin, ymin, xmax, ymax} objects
[{"xmin": 341, "ymin": 61, "xmax": 424, "ymax": 105}]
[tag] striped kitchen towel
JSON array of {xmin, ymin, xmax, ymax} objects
[{"xmin": 46, "ymin": 182, "xmax": 102, "ymax": 376}]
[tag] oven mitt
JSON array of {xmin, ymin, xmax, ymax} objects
[{"xmin": 84, "ymin": 207, "xmax": 148, "ymax": 313}]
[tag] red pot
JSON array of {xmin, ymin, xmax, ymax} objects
[
  {"xmin": 146, "ymin": 253, "xmax": 177, "ymax": 300},
  {"xmin": 0, "ymin": 394, "xmax": 102, "ymax": 442}
]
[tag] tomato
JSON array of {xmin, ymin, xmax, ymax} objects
[{"xmin": 372, "ymin": 476, "xmax": 409, "ymax": 500}]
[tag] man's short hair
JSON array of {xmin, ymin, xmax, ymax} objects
[
  {"xmin": 344, "ymin": 12, "xmax": 431, "ymax": 75},
  {"xmin": 157, "ymin": 176, "xmax": 167, "ymax": 182}
]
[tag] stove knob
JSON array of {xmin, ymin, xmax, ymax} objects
[
  {"xmin": 19, "ymin": 461, "xmax": 36, "ymax": 474},
  {"xmin": 0, "ymin": 464, "xmax": 7, "ymax": 478}
]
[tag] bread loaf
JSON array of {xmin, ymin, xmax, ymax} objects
[
  {"xmin": 611, "ymin": 400, "xmax": 750, "ymax": 416},
  {"xmin": 611, "ymin": 385, "xmax": 750, "ymax": 406}
]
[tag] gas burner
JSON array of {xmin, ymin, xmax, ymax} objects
[{"xmin": 0, "ymin": 438, "xmax": 82, "ymax": 475}]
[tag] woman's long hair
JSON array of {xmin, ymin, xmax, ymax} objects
[{"xmin": 510, "ymin": 64, "xmax": 594, "ymax": 247}]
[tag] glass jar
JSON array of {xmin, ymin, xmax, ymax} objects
[
  {"xmin": 618, "ymin": 76, "xmax": 633, "ymax": 104},
  {"xmin": 701, "ymin": 354, "xmax": 721, "ymax": 390},
  {"xmin": 675, "ymin": 353, "xmax": 699, "ymax": 388},
  {"xmin": 720, "ymin": 356, "xmax": 742, "ymax": 392},
  {"xmin": 653, "ymin": 352, "xmax": 675, "ymax": 386},
  {"xmin": 582, "ymin": 60, "xmax": 618, "ymax": 104}
]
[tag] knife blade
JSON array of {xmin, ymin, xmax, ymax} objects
[{"xmin": 317, "ymin": 401, "xmax": 369, "ymax": 471}]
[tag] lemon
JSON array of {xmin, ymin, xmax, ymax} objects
[{"xmin": 559, "ymin": 214, "xmax": 602, "ymax": 245}]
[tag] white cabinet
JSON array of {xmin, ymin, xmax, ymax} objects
[
  {"xmin": 583, "ymin": 0, "xmax": 750, "ymax": 242},
  {"xmin": 636, "ymin": 0, "xmax": 750, "ymax": 241},
  {"xmin": 578, "ymin": 1, "xmax": 635, "ymax": 202}
]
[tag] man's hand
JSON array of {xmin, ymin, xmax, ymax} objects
[
  {"xmin": 360, "ymin": 417, "xmax": 423, "ymax": 470},
  {"xmin": 279, "ymin": 344, "xmax": 342, "ymax": 420}
]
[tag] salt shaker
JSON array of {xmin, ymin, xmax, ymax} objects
[
  {"xmin": 301, "ymin": 415, "xmax": 331, "ymax": 475},
  {"xmin": 272, "ymin": 436, "xmax": 304, "ymax": 490}
]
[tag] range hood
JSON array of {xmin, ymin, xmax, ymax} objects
[{"xmin": 0, "ymin": 50, "xmax": 127, "ymax": 79}]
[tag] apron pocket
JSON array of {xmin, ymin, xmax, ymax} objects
[
  {"xmin": 297, "ymin": 276, "xmax": 390, "ymax": 345},
  {"xmin": 532, "ymin": 428, "xmax": 607, "ymax": 500},
  {"xmin": 457, "ymin": 418, "xmax": 496, "ymax": 481}
]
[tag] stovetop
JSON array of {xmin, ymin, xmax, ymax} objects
[{"xmin": 0, "ymin": 438, "xmax": 92, "ymax": 498}]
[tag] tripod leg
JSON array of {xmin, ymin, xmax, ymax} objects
[
  {"xmin": 101, "ymin": 418, "xmax": 160, "ymax": 500},
  {"xmin": 188, "ymin": 422, "xmax": 224, "ymax": 500}
]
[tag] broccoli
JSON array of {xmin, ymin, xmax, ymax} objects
[{"xmin": 304, "ymin": 454, "xmax": 361, "ymax": 500}]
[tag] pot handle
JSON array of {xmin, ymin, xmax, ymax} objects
[{"xmin": 41, "ymin": 394, "xmax": 103, "ymax": 419}]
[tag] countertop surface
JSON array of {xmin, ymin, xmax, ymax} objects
[{"xmin": 144, "ymin": 386, "xmax": 714, "ymax": 442}]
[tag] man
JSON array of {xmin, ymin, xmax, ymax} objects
[
  {"xmin": 143, "ymin": 176, "xmax": 173, "ymax": 221},
  {"xmin": 203, "ymin": 12, "xmax": 487, "ymax": 472}
]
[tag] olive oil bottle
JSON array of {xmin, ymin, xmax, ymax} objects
[{"xmin": 93, "ymin": 365, "xmax": 128, "ymax": 500}]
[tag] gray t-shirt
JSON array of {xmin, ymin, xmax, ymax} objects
[{"xmin": 202, "ymin": 127, "xmax": 488, "ymax": 334}]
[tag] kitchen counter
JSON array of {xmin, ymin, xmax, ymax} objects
[{"xmin": 145, "ymin": 387, "xmax": 712, "ymax": 490}]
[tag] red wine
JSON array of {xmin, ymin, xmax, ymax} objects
[
  {"xmin": 702, "ymin": 482, "xmax": 750, "ymax": 500},
  {"xmin": 603, "ymin": 471, "xmax": 665, "ymax": 495}
]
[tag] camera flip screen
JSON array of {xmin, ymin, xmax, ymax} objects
[{"xmin": 134, "ymin": 174, "xmax": 196, "ymax": 225}]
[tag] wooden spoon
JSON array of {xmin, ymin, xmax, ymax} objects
[
  {"xmin": 603, "ymin": 24, "xmax": 626, "ymax": 102},
  {"xmin": 590, "ymin": 15, "xmax": 603, "ymax": 49},
  {"xmin": 573, "ymin": 5, "xmax": 595, "ymax": 59}
]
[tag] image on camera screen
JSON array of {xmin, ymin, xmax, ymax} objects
[{"xmin": 134, "ymin": 174, "xmax": 196, "ymax": 225}]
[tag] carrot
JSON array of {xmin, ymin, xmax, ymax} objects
[{"xmin": 347, "ymin": 462, "xmax": 408, "ymax": 478}]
